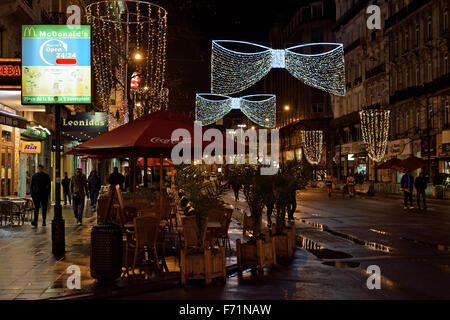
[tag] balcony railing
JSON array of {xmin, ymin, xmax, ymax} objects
[
  {"xmin": 344, "ymin": 37, "xmax": 366, "ymax": 55},
  {"xmin": 366, "ymin": 64, "xmax": 385, "ymax": 79},
  {"xmin": 390, "ymin": 73, "xmax": 450, "ymax": 105}
]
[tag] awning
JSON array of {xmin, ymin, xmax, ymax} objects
[{"xmin": 0, "ymin": 109, "xmax": 27, "ymax": 129}]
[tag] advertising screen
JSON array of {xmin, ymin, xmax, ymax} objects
[{"xmin": 21, "ymin": 25, "xmax": 91, "ymax": 104}]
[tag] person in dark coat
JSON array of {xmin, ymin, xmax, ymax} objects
[
  {"xmin": 30, "ymin": 165, "xmax": 51, "ymax": 227},
  {"xmin": 62, "ymin": 172, "xmax": 71, "ymax": 205},
  {"xmin": 401, "ymin": 170, "xmax": 415, "ymax": 210},
  {"xmin": 415, "ymin": 170, "xmax": 428, "ymax": 210},
  {"xmin": 108, "ymin": 167, "xmax": 124, "ymax": 189},
  {"xmin": 88, "ymin": 170, "xmax": 101, "ymax": 212}
]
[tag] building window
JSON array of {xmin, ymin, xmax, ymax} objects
[
  {"xmin": 428, "ymin": 62, "xmax": 432, "ymax": 82},
  {"xmin": 445, "ymin": 53, "xmax": 449, "ymax": 74},
  {"xmin": 394, "ymin": 37, "xmax": 398, "ymax": 56},
  {"xmin": 312, "ymin": 103, "xmax": 324, "ymax": 113},
  {"xmin": 405, "ymin": 112, "xmax": 410, "ymax": 130},
  {"xmin": 427, "ymin": 16, "xmax": 432, "ymax": 40},
  {"xmin": 404, "ymin": 31, "xmax": 409, "ymax": 52},
  {"xmin": 416, "ymin": 64, "xmax": 420, "ymax": 85},
  {"xmin": 405, "ymin": 69, "xmax": 409, "ymax": 87},
  {"xmin": 445, "ymin": 101, "xmax": 449, "ymax": 126},
  {"xmin": 416, "ymin": 110, "xmax": 420, "ymax": 128},
  {"xmin": 396, "ymin": 116, "xmax": 400, "ymax": 134},
  {"xmin": 311, "ymin": 3, "xmax": 323, "ymax": 19},
  {"xmin": 445, "ymin": 9, "xmax": 449, "ymax": 32},
  {"xmin": 1, "ymin": 130, "xmax": 11, "ymax": 143},
  {"xmin": 415, "ymin": 24, "xmax": 420, "ymax": 47}
]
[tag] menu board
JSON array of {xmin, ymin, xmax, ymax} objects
[{"xmin": 21, "ymin": 25, "xmax": 91, "ymax": 104}]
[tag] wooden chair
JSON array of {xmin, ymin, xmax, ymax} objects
[
  {"xmin": 159, "ymin": 196, "xmax": 174, "ymax": 231},
  {"xmin": 125, "ymin": 216, "xmax": 161, "ymax": 275},
  {"xmin": 180, "ymin": 216, "xmax": 226, "ymax": 285},
  {"xmin": 216, "ymin": 207, "xmax": 233, "ymax": 253},
  {"xmin": 24, "ymin": 198, "xmax": 34, "ymax": 222},
  {"xmin": 0, "ymin": 201, "xmax": 9, "ymax": 226}
]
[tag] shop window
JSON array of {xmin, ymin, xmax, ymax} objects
[{"xmin": 1, "ymin": 130, "xmax": 11, "ymax": 143}]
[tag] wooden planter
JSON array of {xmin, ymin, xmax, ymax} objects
[
  {"xmin": 180, "ymin": 246, "xmax": 226, "ymax": 285},
  {"xmin": 271, "ymin": 222, "xmax": 296, "ymax": 259},
  {"xmin": 236, "ymin": 236, "xmax": 276, "ymax": 273}
]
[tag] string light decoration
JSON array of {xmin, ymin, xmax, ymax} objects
[
  {"xmin": 301, "ymin": 130, "xmax": 323, "ymax": 165},
  {"xmin": 359, "ymin": 109, "xmax": 390, "ymax": 162},
  {"xmin": 196, "ymin": 93, "xmax": 276, "ymax": 128},
  {"xmin": 86, "ymin": 1, "xmax": 167, "ymax": 124},
  {"xmin": 211, "ymin": 40, "xmax": 345, "ymax": 96}
]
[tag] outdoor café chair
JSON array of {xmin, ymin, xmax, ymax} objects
[
  {"xmin": 125, "ymin": 216, "xmax": 162, "ymax": 276},
  {"xmin": 216, "ymin": 207, "xmax": 233, "ymax": 254}
]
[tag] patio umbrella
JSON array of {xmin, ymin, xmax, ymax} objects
[
  {"xmin": 137, "ymin": 157, "xmax": 175, "ymax": 167},
  {"xmin": 66, "ymin": 111, "xmax": 242, "ymax": 208},
  {"xmin": 376, "ymin": 158, "xmax": 402, "ymax": 169},
  {"xmin": 393, "ymin": 156, "xmax": 427, "ymax": 173}
]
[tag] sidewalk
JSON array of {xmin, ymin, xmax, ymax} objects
[{"xmin": 0, "ymin": 203, "xmax": 244, "ymax": 300}]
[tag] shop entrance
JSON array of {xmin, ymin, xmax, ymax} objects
[{"xmin": 1, "ymin": 146, "xmax": 13, "ymax": 196}]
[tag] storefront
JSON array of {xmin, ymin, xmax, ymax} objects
[
  {"xmin": 0, "ymin": 106, "xmax": 27, "ymax": 196},
  {"xmin": 338, "ymin": 141, "xmax": 367, "ymax": 181},
  {"xmin": 437, "ymin": 131, "xmax": 450, "ymax": 180}
]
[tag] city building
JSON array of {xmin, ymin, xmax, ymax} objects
[
  {"xmin": 265, "ymin": 0, "xmax": 337, "ymax": 172},
  {"xmin": 385, "ymin": 0, "xmax": 450, "ymax": 188},
  {"xmin": 331, "ymin": 0, "xmax": 390, "ymax": 184}
]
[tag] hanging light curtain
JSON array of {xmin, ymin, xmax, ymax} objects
[
  {"xmin": 359, "ymin": 109, "xmax": 390, "ymax": 162},
  {"xmin": 301, "ymin": 130, "xmax": 323, "ymax": 165}
]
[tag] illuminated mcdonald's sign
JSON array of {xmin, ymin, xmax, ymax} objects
[{"xmin": 23, "ymin": 26, "xmax": 36, "ymax": 38}]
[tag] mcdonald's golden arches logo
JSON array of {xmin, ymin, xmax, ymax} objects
[{"xmin": 23, "ymin": 26, "xmax": 36, "ymax": 37}]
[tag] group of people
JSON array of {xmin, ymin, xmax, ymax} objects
[
  {"xmin": 30, "ymin": 165, "xmax": 126, "ymax": 227},
  {"xmin": 401, "ymin": 169, "xmax": 428, "ymax": 210},
  {"xmin": 324, "ymin": 174, "xmax": 356, "ymax": 198}
]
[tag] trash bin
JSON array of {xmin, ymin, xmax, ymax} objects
[{"xmin": 90, "ymin": 223, "xmax": 123, "ymax": 284}]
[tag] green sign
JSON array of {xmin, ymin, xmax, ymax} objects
[{"xmin": 21, "ymin": 25, "xmax": 91, "ymax": 105}]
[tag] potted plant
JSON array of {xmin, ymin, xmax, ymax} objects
[
  {"xmin": 270, "ymin": 160, "xmax": 309, "ymax": 259},
  {"xmin": 235, "ymin": 167, "xmax": 276, "ymax": 274},
  {"xmin": 175, "ymin": 165, "xmax": 228, "ymax": 285}
]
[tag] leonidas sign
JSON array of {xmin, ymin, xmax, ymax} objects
[{"xmin": 62, "ymin": 112, "xmax": 108, "ymax": 133}]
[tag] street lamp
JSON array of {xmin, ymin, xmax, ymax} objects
[{"xmin": 284, "ymin": 105, "xmax": 290, "ymax": 111}]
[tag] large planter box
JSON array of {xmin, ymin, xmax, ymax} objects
[
  {"xmin": 272, "ymin": 222, "xmax": 296, "ymax": 259},
  {"xmin": 236, "ymin": 236, "xmax": 276, "ymax": 273},
  {"xmin": 444, "ymin": 188, "xmax": 450, "ymax": 200},
  {"xmin": 180, "ymin": 247, "xmax": 226, "ymax": 285}
]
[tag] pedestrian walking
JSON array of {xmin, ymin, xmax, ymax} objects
[
  {"xmin": 346, "ymin": 175, "xmax": 356, "ymax": 198},
  {"xmin": 400, "ymin": 170, "xmax": 414, "ymax": 210},
  {"xmin": 108, "ymin": 167, "xmax": 124, "ymax": 189},
  {"xmin": 71, "ymin": 168, "xmax": 89, "ymax": 225},
  {"xmin": 62, "ymin": 172, "xmax": 71, "ymax": 205},
  {"xmin": 30, "ymin": 165, "xmax": 51, "ymax": 227},
  {"xmin": 88, "ymin": 170, "xmax": 101, "ymax": 212},
  {"xmin": 415, "ymin": 169, "xmax": 428, "ymax": 210},
  {"xmin": 231, "ymin": 182, "xmax": 241, "ymax": 201},
  {"xmin": 287, "ymin": 190, "xmax": 297, "ymax": 222},
  {"xmin": 325, "ymin": 174, "xmax": 333, "ymax": 197}
]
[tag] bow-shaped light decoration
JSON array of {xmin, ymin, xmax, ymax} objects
[
  {"xmin": 211, "ymin": 40, "xmax": 346, "ymax": 96},
  {"xmin": 196, "ymin": 93, "xmax": 276, "ymax": 128},
  {"xmin": 301, "ymin": 130, "xmax": 323, "ymax": 165}
]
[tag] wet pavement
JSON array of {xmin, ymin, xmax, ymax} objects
[
  {"xmin": 121, "ymin": 188, "xmax": 450, "ymax": 300},
  {"xmin": 0, "ymin": 205, "xmax": 95, "ymax": 299},
  {"xmin": 2, "ymin": 188, "xmax": 450, "ymax": 300}
]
